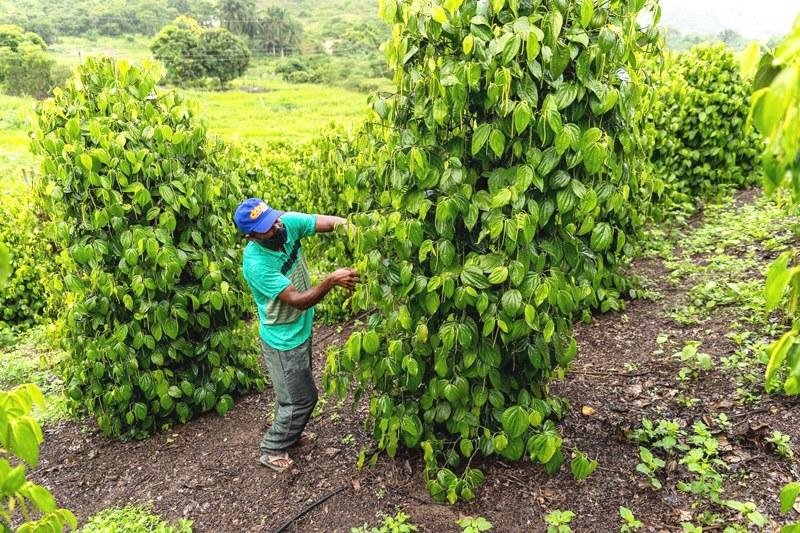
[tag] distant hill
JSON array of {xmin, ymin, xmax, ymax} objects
[
  {"xmin": 658, "ymin": 0, "xmax": 797, "ymax": 41},
  {"xmin": 261, "ymin": 0, "xmax": 381, "ymax": 40}
]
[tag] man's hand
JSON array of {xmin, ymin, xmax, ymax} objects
[
  {"xmin": 315, "ymin": 215, "xmax": 348, "ymax": 233},
  {"xmin": 327, "ymin": 268, "xmax": 360, "ymax": 290}
]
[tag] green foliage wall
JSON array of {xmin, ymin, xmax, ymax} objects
[
  {"xmin": 30, "ymin": 57, "xmax": 266, "ymax": 439},
  {"xmin": 324, "ymin": 0, "xmax": 660, "ymax": 502},
  {"xmin": 647, "ymin": 43, "xmax": 761, "ymax": 214}
]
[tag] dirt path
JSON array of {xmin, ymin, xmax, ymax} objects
[{"xmin": 31, "ymin": 192, "xmax": 800, "ymax": 532}]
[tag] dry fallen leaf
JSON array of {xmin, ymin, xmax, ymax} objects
[
  {"xmin": 581, "ymin": 405, "xmax": 596, "ymax": 416},
  {"xmin": 625, "ymin": 383, "xmax": 643, "ymax": 397}
]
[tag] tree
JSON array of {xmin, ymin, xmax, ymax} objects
[
  {"xmin": 255, "ymin": 6, "xmax": 303, "ymax": 56},
  {"xmin": 150, "ymin": 16, "xmax": 206, "ymax": 85},
  {"xmin": 0, "ymin": 24, "xmax": 54, "ymax": 97},
  {"xmin": 218, "ymin": 0, "xmax": 257, "ymax": 39},
  {"xmin": 151, "ymin": 18, "xmax": 251, "ymax": 88},
  {"xmin": 197, "ymin": 28, "xmax": 250, "ymax": 87},
  {"xmin": 717, "ymin": 29, "xmax": 745, "ymax": 49}
]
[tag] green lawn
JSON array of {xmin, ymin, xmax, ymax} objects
[
  {"xmin": 48, "ymin": 35, "xmax": 154, "ymax": 67},
  {"xmin": 0, "ymin": 39, "xmax": 370, "ymax": 202},
  {"xmin": 184, "ymin": 82, "xmax": 369, "ymax": 144},
  {"xmin": 0, "ymin": 94, "xmax": 37, "ymax": 203}
]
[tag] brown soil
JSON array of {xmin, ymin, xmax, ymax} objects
[{"xmin": 30, "ymin": 193, "xmax": 800, "ymax": 532}]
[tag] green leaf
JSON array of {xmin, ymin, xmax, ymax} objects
[
  {"xmin": 164, "ymin": 317, "xmax": 179, "ymax": 339},
  {"xmin": 548, "ymin": 11, "xmax": 563, "ymax": 46},
  {"xmin": 491, "ymin": 0, "xmax": 505, "ymax": 13},
  {"xmin": 9, "ymin": 417, "xmax": 41, "ymax": 466},
  {"xmin": 513, "ymin": 102, "xmax": 532, "ymax": 135},
  {"xmin": 501, "ymin": 406, "xmax": 529, "ymax": 439},
  {"xmin": 65, "ymin": 118, "xmax": 80, "ymax": 140},
  {"xmin": 472, "ymin": 124, "xmax": 492, "ymax": 155},
  {"xmin": 590, "ymin": 223, "xmax": 613, "ymax": 251},
  {"xmin": 488, "ymin": 266, "xmax": 509, "ymax": 284},
  {"xmin": 444, "ymin": 0, "xmax": 465, "ymax": 13},
  {"xmin": 780, "ymin": 482, "xmax": 800, "ymax": 513},
  {"xmin": 580, "ymin": 0, "xmax": 594, "ymax": 28},
  {"xmin": 765, "ymin": 253, "xmax": 792, "ymax": 311},
  {"xmin": 363, "ymin": 331, "xmax": 380, "ymax": 354},
  {"xmin": 463, "ymin": 34, "xmax": 475, "ymax": 55},
  {"xmin": 739, "ymin": 41, "xmax": 762, "ymax": 78},
  {"xmin": 431, "ymin": 5, "xmax": 448, "ymax": 25},
  {"xmin": 489, "ymin": 129, "xmax": 506, "ymax": 157},
  {"xmin": 526, "ymin": 30, "xmax": 540, "ymax": 61},
  {"xmin": 570, "ymin": 452, "xmax": 598, "ymax": 480},
  {"xmin": 490, "ymin": 188, "xmax": 512, "ymax": 209},
  {"xmin": 25, "ymin": 484, "xmax": 56, "ymax": 513},
  {"xmin": 79, "ymin": 153, "xmax": 93, "ymax": 171}
]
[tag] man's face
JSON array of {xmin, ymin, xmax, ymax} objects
[{"xmin": 250, "ymin": 219, "xmax": 284, "ymax": 240}]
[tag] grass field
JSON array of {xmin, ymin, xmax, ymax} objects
[
  {"xmin": 184, "ymin": 82, "xmax": 369, "ymax": 143},
  {"xmin": 48, "ymin": 35, "xmax": 154, "ymax": 67},
  {"xmin": 0, "ymin": 95, "xmax": 38, "ymax": 202},
  {"xmin": 0, "ymin": 38, "xmax": 370, "ymax": 201}
]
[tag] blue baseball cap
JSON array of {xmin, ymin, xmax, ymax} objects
[{"xmin": 233, "ymin": 198, "xmax": 284, "ymax": 235}]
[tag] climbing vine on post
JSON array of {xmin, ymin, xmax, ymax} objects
[{"xmin": 324, "ymin": 0, "xmax": 660, "ymax": 502}]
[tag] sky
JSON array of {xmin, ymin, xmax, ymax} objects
[{"xmin": 657, "ymin": 0, "xmax": 799, "ymax": 40}]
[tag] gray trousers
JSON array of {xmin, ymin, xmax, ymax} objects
[{"xmin": 260, "ymin": 337, "xmax": 318, "ymax": 454}]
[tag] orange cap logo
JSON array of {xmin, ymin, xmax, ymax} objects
[{"xmin": 249, "ymin": 202, "xmax": 267, "ymax": 220}]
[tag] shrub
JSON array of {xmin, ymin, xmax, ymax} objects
[
  {"xmin": 0, "ymin": 24, "xmax": 55, "ymax": 97},
  {"xmin": 324, "ymin": 0, "xmax": 660, "ymax": 502},
  {"xmin": 30, "ymin": 57, "xmax": 266, "ymax": 439},
  {"xmin": 81, "ymin": 505, "xmax": 192, "ymax": 533},
  {"xmin": 0, "ymin": 384, "xmax": 76, "ymax": 531},
  {"xmin": 647, "ymin": 43, "xmax": 761, "ymax": 215},
  {"xmin": 0, "ymin": 201, "xmax": 56, "ymax": 329}
]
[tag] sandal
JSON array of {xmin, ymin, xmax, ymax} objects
[{"xmin": 259, "ymin": 451, "xmax": 293, "ymax": 472}]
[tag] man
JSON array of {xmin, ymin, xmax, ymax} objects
[{"xmin": 234, "ymin": 198, "xmax": 359, "ymax": 472}]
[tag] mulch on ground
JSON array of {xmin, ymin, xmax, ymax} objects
[{"xmin": 30, "ymin": 192, "xmax": 800, "ymax": 532}]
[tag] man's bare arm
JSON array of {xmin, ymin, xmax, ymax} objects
[
  {"xmin": 277, "ymin": 268, "xmax": 359, "ymax": 311},
  {"xmin": 315, "ymin": 215, "xmax": 347, "ymax": 234}
]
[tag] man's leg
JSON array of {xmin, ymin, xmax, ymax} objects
[{"xmin": 260, "ymin": 337, "xmax": 318, "ymax": 454}]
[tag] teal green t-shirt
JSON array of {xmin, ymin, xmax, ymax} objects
[{"xmin": 242, "ymin": 212, "xmax": 317, "ymax": 350}]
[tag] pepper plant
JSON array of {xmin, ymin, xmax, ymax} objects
[
  {"xmin": 30, "ymin": 57, "xmax": 266, "ymax": 439},
  {"xmin": 647, "ymin": 43, "xmax": 761, "ymax": 216},
  {"xmin": 0, "ymin": 384, "xmax": 76, "ymax": 531},
  {"xmin": 744, "ymin": 14, "xmax": 800, "ymax": 396},
  {"xmin": 324, "ymin": 0, "xmax": 660, "ymax": 502}
]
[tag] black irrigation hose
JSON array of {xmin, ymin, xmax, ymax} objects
[{"xmin": 273, "ymin": 485, "xmax": 349, "ymax": 533}]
